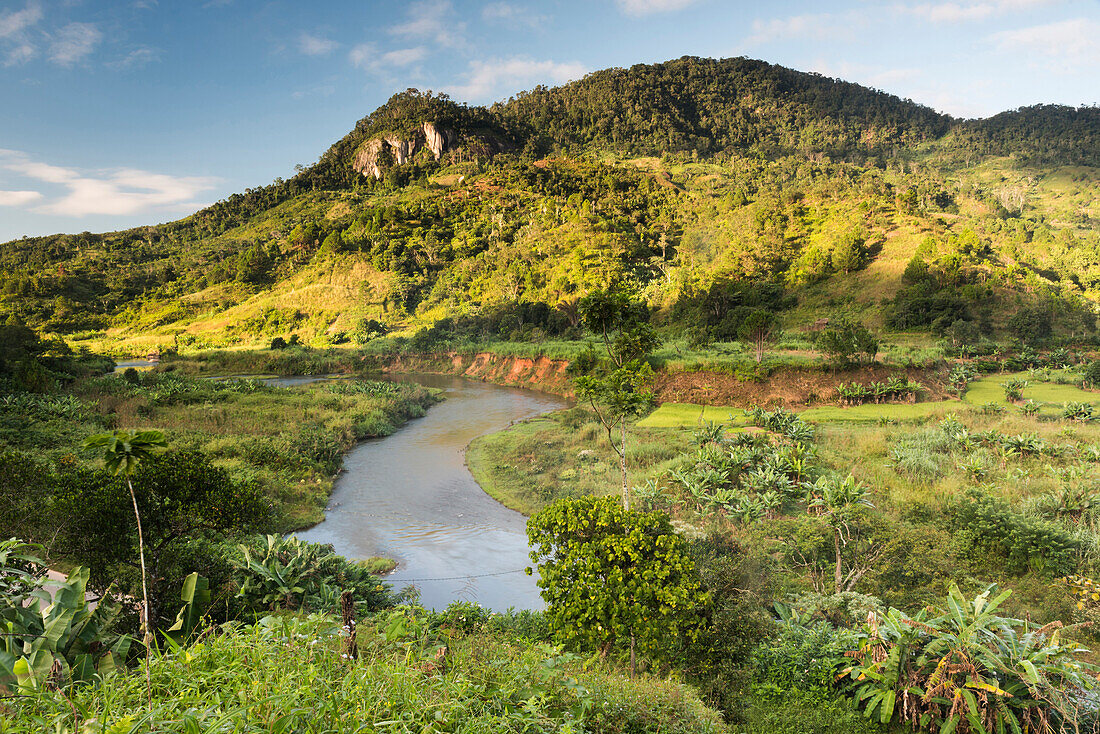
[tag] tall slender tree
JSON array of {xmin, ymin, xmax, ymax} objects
[{"xmin": 573, "ymin": 289, "xmax": 660, "ymax": 510}]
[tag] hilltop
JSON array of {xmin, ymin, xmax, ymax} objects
[{"xmin": 1, "ymin": 56, "xmax": 1098, "ymax": 354}]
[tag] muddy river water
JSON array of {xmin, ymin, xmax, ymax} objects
[{"xmin": 295, "ymin": 374, "xmax": 566, "ymax": 611}]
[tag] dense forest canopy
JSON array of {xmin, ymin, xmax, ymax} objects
[{"xmin": 1, "ymin": 55, "xmax": 1098, "ymax": 350}]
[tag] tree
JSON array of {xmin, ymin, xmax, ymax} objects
[
  {"xmin": 807, "ymin": 475, "xmax": 878, "ymax": 593},
  {"xmin": 82, "ymin": 429, "xmax": 166, "ymax": 647},
  {"xmin": 573, "ymin": 289, "xmax": 660, "ymax": 509},
  {"xmin": 737, "ymin": 309, "xmax": 778, "ymax": 363},
  {"xmin": 59, "ymin": 448, "xmax": 268, "ymax": 628},
  {"xmin": 816, "ymin": 318, "xmax": 878, "ymax": 365},
  {"xmin": 527, "ymin": 496, "xmax": 708, "ymax": 674}
]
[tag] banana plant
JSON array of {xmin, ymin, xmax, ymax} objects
[
  {"xmin": 843, "ymin": 584, "xmax": 1097, "ymax": 733},
  {"xmin": 0, "ymin": 564, "xmax": 130, "ymax": 692},
  {"xmin": 165, "ymin": 572, "xmax": 211, "ymax": 645}
]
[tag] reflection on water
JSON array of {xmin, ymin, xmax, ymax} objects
[{"xmin": 295, "ymin": 374, "xmax": 566, "ymax": 611}]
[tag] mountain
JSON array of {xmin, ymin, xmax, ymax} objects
[{"xmin": 1, "ymin": 56, "xmax": 1098, "ymax": 352}]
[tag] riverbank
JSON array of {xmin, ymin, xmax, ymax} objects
[
  {"xmin": 1, "ymin": 371, "xmax": 439, "ymax": 534},
  {"xmin": 157, "ymin": 345, "xmax": 955, "ymax": 410}
]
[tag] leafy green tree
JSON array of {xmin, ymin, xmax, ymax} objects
[
  {"xmin": 59, "ymin": 448, "xmax": 268, "ymax": 628},
  {"xmin": 737, "ymin": 309, "xmax": 778, "ymax": 363},
  {"xmin": 527, "ymin": 496, "xmax": 708, "ymax": 674},
  {"xmin": 817, "ymin": 318, "xmax": 878, "ymax": 365},
  {"xmin": 829, "ymin": 228, "xmax": 868, "ymax": 274},
  {"xmin": 573, "ymin": 289, "xmax": 660, "ymax": 510}
]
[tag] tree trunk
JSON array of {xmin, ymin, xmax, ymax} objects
[
  {"xmin": 834, "ymin": 529, "xmax": 843, "ymax": 594},
  {"xmin": 126, "ymin": 476, "xmax": 153, "ymax": 709},
  {"xmin": 620, "ymin": 419, "xmax": 629, "ymax": 511},
  {"xmin": 630, "ymin": 633, "xmax": 636, "ymax": 677}
]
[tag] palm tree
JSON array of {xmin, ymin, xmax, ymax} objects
[{"xmin": 83, "ymin": 429, "xmax": 167, "ymax": 646}]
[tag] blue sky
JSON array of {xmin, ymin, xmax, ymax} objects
[{"xmin": 0, "ymin": 0, "xmax": 1097, "ymax": 242}]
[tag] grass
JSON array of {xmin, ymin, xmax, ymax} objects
[
  {"xmin": 467, "ymin": 409, "xmax": 695, "ymax": 515},
  {"xmin": 4, "ymin": 612, "xmax": 727, "ymax": 733},
  {"xmin": 2, "ymin": 371, "xmax": 439, "ymax": 530},
  {"xmin": 963, "ymin": 371, "xmax": 1100, "ymax": 414},
  {"xmin": 640, "ymin": 400, "xmax": 958, "ymax": 428},
  {"xmin": 638, "ymin": 404, "xmax": 754, "ymax": 429}
]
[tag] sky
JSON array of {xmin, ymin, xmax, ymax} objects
[{"xmin": 0, "ymin": 0, "xmax": 1097, "ymax": 242}]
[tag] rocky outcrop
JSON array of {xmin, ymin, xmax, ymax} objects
[
  {"xmin": 422, "ymin": 122, "xmax": 453, "ymax": 160},
  {"xmin": 352, "ymin": 122, "xmax": 457, "ymax": 179}
]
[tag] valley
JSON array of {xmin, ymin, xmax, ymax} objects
[{"xmin": 3, "ymin": 54, "xmax": 1100, "ymax": 733}]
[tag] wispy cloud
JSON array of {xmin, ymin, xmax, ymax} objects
[
  {"xmin": 389, "ymin": 0, "xmax": 467, "ymax": 50},
  {"xmin": 743, "ymin": 12, "xmax": 857, "ymax": 46},
  {"xmin": 298, "ymin": 32, "xmax": 339, "ymax": 56},
  {"xmin": 50, "ymin": 22, "xmax": 101, "ymax": 66},
  {"xmin": 0, "ymin": 150, "xmax": 218, "ymax": 217},
  {"xmin": 0, "ymin": 0, "xmax": 41, "ymax": 38},
  {"xmin": 108, "ymin": 46, "xmax": 161, "ymax": 70},
  {"xmin": 0, "ymin": 0, "xmax": 42, "ymax": 66},
  {"xmin": 0, "ymin": 190, "xmax": 42, "ymax": 207},
  {"xmin": 349, "ymin": 43, "xmax": 427, "ymax": 72},
  {"xmin": 482, "ymin": 2, "xmax": 546, "ymax": 26},
  {"xmin": 899, "ymin": 0, "xmax": 1055, "ymax": 23},
  {"xmin": 615, "ymin": 0, "xmax": 698, "ymax": 16},
  {"xmin": 444, "ymin": 56, "xmax": 587, "ymax": 101},
  {"xmin": 991, "ymin": 18, "xmax": 1100, "ymax": 71}
]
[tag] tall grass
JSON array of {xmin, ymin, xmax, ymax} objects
[{"xmin": 4, "ymin": 612, "xmax": 727, "ymax": 733}]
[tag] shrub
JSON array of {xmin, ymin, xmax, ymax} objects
[
  {"xmin": 946, "ymin": 490, "xmax": 1080, "ymax": 576},
  {"xmin": 233, "ymin": 534, "xmax": 396, "ymax": 615},
  {"xmin": 844, "ymin": 584, "xmax": 1097, "ymax": 733}
]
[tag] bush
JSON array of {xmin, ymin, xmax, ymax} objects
[
  {"xmin": 946, "ymin": 490, "xmax": 1080, "ymax": 576},
  {"xmin": 750, "ymin": 622, "xmax": 858, "ymax": 693},
  {"xmin": 233, "ymin": 534, "xmax": 396, "ymax": 616},
  {"xmin": 815, "ymin": 319, "xmax": 878, "ymax": 365}
]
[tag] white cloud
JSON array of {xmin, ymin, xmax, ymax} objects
[
  {"xmin": 0, "ymin": 150, "xmax": 218, "ymax": 217},
  {"xmin": 0, "ymin": 1, "xmax": 41, "ymax": 65},
  {"xmin": 298, "ymin": 32, "xmax": 339, "ymax": 56},
  {"xmin": 0, "ymin": 190, "xmax": 42, "ymax": 207},
  {"xmin": 445, "ymin": 57, "xmax": 587, "ymax": 101},
  {"xmin": 482, "ymin": 2, "xmax": 545, "ymax": 26},
  {"xmin": 992, "ymin": 18, "xmax": 1100, "ymax": 71},
  {"xmin": 108, "ymin": 46, "xmax": 161, "ymax": 70},
  {"xmin": 349, "ymin": 43, "xmax": 427, "ymax": 72},
  {"xmin": 615, "ymin": 0, "xmax": 697, "ymax": 16},
  {"xmin": 0, "ymin": 1, "xmax": 41, "ymax": 39},
  {"xmin": 900, "ymin": 0, "xmax": 1055, "ymax": 23},
  {"xmin": 389, "ymin": 0, "xmax": 467, "ymax": 50},
  {"xmin": 743, "ymin": 13, "xmax": 855, "ymax": 46},
  {"xmin": 50, "ymin": 22, "xmax": 101, "ymax": 66}
]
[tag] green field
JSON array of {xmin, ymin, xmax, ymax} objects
[
  {"xmin": 962, "ymin": 371, "xmax": 1100, "ymax": 414},
  {"xmin": 638, "ymin": 371, "xmax": 1100, "ymax": 428}
]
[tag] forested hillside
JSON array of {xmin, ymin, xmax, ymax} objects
[{"xmin": 1, "ymin": 56, "xmax": 1098, "ymax": 354}]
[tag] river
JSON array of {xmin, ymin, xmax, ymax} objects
[{"xmin": 295, "ymin": 374, "xmax": 567, "ymax": 611}]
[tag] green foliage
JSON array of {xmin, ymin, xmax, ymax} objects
[
  {"xmin": 0, "ymin": 541, "xmax": 131, "ymax": 692},
  {"xmin": 164, "ymin": 571, "xmax": 210, "ymax": 645},
  {"xmin": 527, "ymin": 496, "xmax": 708, "ymax": 662},
  {"xmin": 53, "ymin": 450, "xmax": 269, "ymax": 624},
  {"xmin": 816, "ymin": 319, "xmax": 879, "ymax": 365},
  {"xmin": 5, "ymin": 612, "xmax": 726, "ymax": 733},
  {"xmin": 947, "ymin": 489, "xmax": 1080, "ymax": 576},
  {"xmin": 843, "ymin": 583, "xmax": 1097, "ymax": 733},
  {"xmin": 83, "ymin": 428, "xmax": 167, "ymax": 476},
  {"xmin": 752, "ymin": 621, "xmax": 858, "ymax": 694},
  {"xmin": 233, "ymin": 534, "xmax": 395, "ymax": 616}
]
